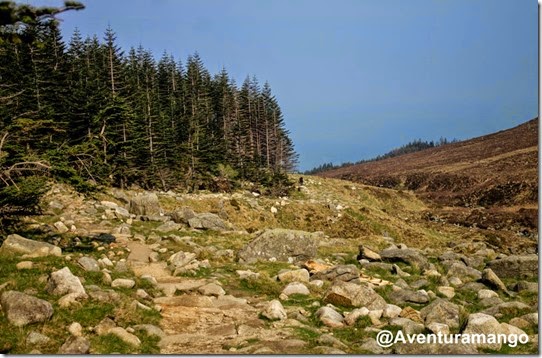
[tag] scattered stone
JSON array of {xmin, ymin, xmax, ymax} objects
[
  {"xmin": 478, "ymin": 289, "xmax": 499, "ymax": 300},
  {"xmin": 68, "ymin": 322, "xmax": 83, "ymax": 337},
  {"xmin": 1, "ymin": 291, "xmax": 54, "ymax": 327},
  {"xmin": 45, "ymin": 267, "xmax": 86, "ymax": 297},
  {"xmin": 282, "ymin": 282, "xmax": 310, "ymax": 296},
  {"xmin": 399, "ymin": 306, "xmax": 423, "ymax": 323},
  {"xmin": 316, "ymin": 306, "xmax": 344, "ymax": 328},
  {"xmin": 54, "ymin": 221, "xmax": 69, "ymax": 233},
  {"xmin": 198, "ymin": 283, "xmax": 226, "ymax": 296},
  {"xmin": 448, "ymin": 276, "xmax": 463, "ymax": 286},
  {"xmin": 237, "ymin": 229, "xmax": 321, "ymax": 264},
  {"xmin": 129, "ymin": 192, "xmax": 161, "ymax": 216},
  {"xmin": 383, "ymin": 304, "xmax": 402, "ymax": 319},
  {"xmin": 446, "ymin": 262, "xmax": 482, "ymax": 281},
  {"xmin": 94, "ymin": 317, "xmax": 116, "ymax": 336},
  {"xmin": 0, "ymin": 234, "xmax": 61, "ymax": 257},
  {"xmin": 420, "ymin": 299, "xmax": 461, "ymax": 330},
  {"xmin": 437, "ymin": 286, "xmax": 455, "ymax": 299},
  {"xmin": 277, "ymin": 269, "xmax": 310, "ymax": 283},
  {"xmin": 481, "ymin": 268, "xmax": 510, "ymax": 294},
  {"xmin": 16, "ymin": 261, "xmax": 33, "ymax": 270},
  {"xmin": 323, "ymin": 281, "xmax": 387, "ymax": 310},
  {"xmin": 261, "ymin": 300, "xmax": 287, "ymax": 321},
  {"xmin": 141, "ymin": 275, "xmax": 158, "ymax": 287},
  {"xmin": 388, "ymin": 289, "xmax": 429, "ymax": 305},
  {"xmin": 391, "ymin": 264, "xmax": 410, "ymax": 277},
  {"xmin": 427, "ymin": 322, "xmax": 450, "ymax": 335},
  {"xmin": 188, "ymin": 213, "xmax": 230, "ymax": 231},
  {"xmin": 156, "ymin": 221, "xmax": 182, "ymax": 232},
  {"xmin": 380, "ymin": 247, "xmax": 429, "ymax": 269},
  {"xmin": 133, "ymin": 324, "xmax": 166, "ymax": 338},
  {"xmin": 168, "ymin": 251, "xmax": 197, "ymax": 269},
  {"xmin": 312, "ymin": 264, "xmax": 360, "ymax": 283},
  {"xmin": 368, "ymin": 309, "xmax": 384, "ymax": 325},
  {"xmin": 58, "ymin": 292, "xmax": 86, "ymax": 308},
  {"xmin": 78, "ymin": 256, "xmax": 101, "ymax": 272},
  {"xmin": 26, "ymin": 332, "xmax": 50, "ymax": 346},
  {"xmin": 111, "ymin": 279, "xmax": 136, "ymax": 289},
  {"xmin": 109, "ymin": 327, "xmax": 141, "ymax": 347},
  {"xmin": 462, "ymin": 313, "xmax": 505, "ymax": 350},
  {"xmin": 357, "ymin": 245, "xmax": 381, "ymax": 261},
  {"xmin": 58, "ymin": 336, "xmax": 90, "ymax": 354},
  {"xmin": 389, "ymin": 317, "xmax": 425, "ymax": 335},
  {"xmin": 170, "ymin": 207, "xmax": 196, "ymax": 224},
  {"xmin": 487, "ymin": 254, "xmax": 538, "ymax": 279},
  {"xmin": 344, "ymin": 307, "xmax": 370, "ymax": 326},
  {"xmin": 317, "ymin": 334, "xmax": 349, "ymax": 350}
]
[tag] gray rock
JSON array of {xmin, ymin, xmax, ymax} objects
[
  {"xmin": 261, "ymin": 299, "xmax": 287, "ymax": 321},
  {"xmin": 310, "ymin": 264, "xmax": 360, "ymax": 283},
  {"xmin": 487, "ymin": 254, "xmax": 538, "ymax": 279},
  {"xmin": 482, "ymin": 301, "xmax": 531, "ymax": 317},
  {"xmin": 388, "ymin": 289, "xmax": 429, "ymax": 305},
  {"xmin": 323, "ymin": 281, "xmax": 387, "ymax": 310},
  {"xmin": 188, "ymin": 213, "xmax": 230, "ymax": 231},
  {"xmin": 54, "ymin": 221, "xmax": 69, "ymax": 233},
  {"xmin": 26, "ymin": 331, "xmax": 50, "ymax": 346},
  {"xmin": 94, "ymin": 317, "xmax": 116, "ymax": 336},
  {"xmin": 109, "ymin": 327, "xmax": 141, "ymax": 347},
  {"xmin": 198, "ymin": 283, "xmax": 225, "ymax": 296},
  {"xmin": 237, "ymin": 229, "xmax": 321, "ymax": 264},
  {"xmin": 481, "ymin": 268, "xmax": 509, "ymax": 293},
  {"xmin": 133, "ymin": 324, "xmax": 166, "ymax": 338},
  {"xmin": 463, "ymin": 313, "xmax": 504, "ymax": 350},
  {"xmin": 512, "ymin": 281, "xmax": 538, "ymax": 293},
  {"xmin": 282, "ymin": 282, "xmax": 310, "ymax": 296},
  {"xmin": 380, "ymin": 247, "xmax": 429, "ymax": 269},
  {"xmin": 344, "ymin": 307, "xmax": 370, "ymax": 325},
  {"xmin": 382, "ymin": 304, "xmax": 402, "ymax": 319},
  {"xmin": 277, "ymin": 269, "xmax": 310, "ymax": 283},
  {"xmin": 156, "ymin": 221, "xmax": 182, "ymax": 232},
  {"xmin": 436, "ymin": 286, "xmax": 455, "ymax": 299},
  {"xmin": 111, "ymin": 279, "xmax": 135, "ymax": 289},
  {"xmin": 0, "ymin": 234, "xmax": 61, "ymax": 257},
  {"xmin": 388, "ymin": 317, "xmax": 425, "ymax": 335},
  {"xmin": 129, "ymin": 192, "xmax": 161, "ymax": 216},
  {"xmin": 168, "ymin": 251, "xmax": 197, "ymax": 269},
  {"xmin": 16, "ymin": 261, "xmax": 33, "ymax": 270},
  {"xmin": 88, "ymin": 288, "xmax": 122, "ymax": 303},
  {"xmin": 78, "ymin": 256, "xmax": 100, "ymax": 272},
  {"xmin": 58, "ymin": 336, "xmax": 90, "ymax": 354},
  {"xmin": 478, "ymin": 289, "xmax": 499, "ymax": 300},
  {"xmin": 45, "ymin": 267, "xmax": 86, "ymax": 297},
  {"xmin": 1, "ymin": 291, "xmax": 54, "ymax": 327},
  {"xmin": 170, "ymin": 207, "xmax": 196, "ymax": 224},
  {"xmin": 446, "ymin": 262, "xmax": 482, "ymax": 281},
  {"xmin": 420, "ymin": 299, "xmax": 461, "ymax": 330},
  {"xmin": 68, "ymin": 322, "xmax": 83, "ymax": 337},
  {"xmin": 360, "ymin": 338, "xmax": 388, "ymax": 354},
  {"xmin": 317, "ymin": 334, "xmax": 348, "ymax": 350},
  {"xmin": 316, "ymin": 306, "xmax": 344, "ymax": 327}
]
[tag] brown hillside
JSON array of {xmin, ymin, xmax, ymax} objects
[{"xmin": 320, "ymin": 118, "xmax": 538, "ymax": 232}]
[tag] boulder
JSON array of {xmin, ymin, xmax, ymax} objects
[
  {"xmin": 261, "ymin": 299, "xmax": 287, "ymax": 321},
  {"xmin": 478, "ymin": 289, "xmax": 499, "ymax": 300},
  {"xmin": 26, "ymin": 332, "xmax": 50, "ymax": 346},
  {"xmin": 45, "ymin": 267, "xmax": 86, "ymax": 297},
  {"xmin": 129, "ymin": 192, "xmax": 161, "ymax": 216},
  {"xmin": 481, "ymin": 268, "xmax": 510, "ymax": 294},
  {"xmin": 1, "ymin": 291, "xmax": 54, "ymax": 327},
  {"xmin": 388, "ymin": 289, "xmax": 429, "ymax": 305},
  {"xmin": 111, "ymin": 279, "xmax": 135, "ymax": 289},
  {"xmin": 462, "ymin": 313, "xmax": 506, "ymax": 350},
  {"xmin": 188, "ymin": 213, "xmax": 230, "ymax": 231},
  {"xmin": 344, "ymin": 307, "xmax": 370, "ymax": 325},
  {"xmin": 446, "ymin": 262, "xmax": 482, "ymax": 281},
  {"xmin": 198, "ymin": 283, "xmax": 225, "ymax": 296},
  {"xmin": 156, "ymin": 221, "xmax": 182, "ymax": 232},
  {"xmin": 487, "ymin": 255, "xmax": 538, "ymax": 279},
  {"xmin": 58, "ymin": 336, "xmax": 90, "ymax": 354},
  {"xmin": 389, "ymin": 317, "xmax": 425, "ymax": 335},
  {"xmin": 237, "ymin": 229, "xmax": 321, "ymax": 264},
  {"xmin": 323, "ymin": 281, "xmax": 387, "ymax": 310},
  {"xmin": 168, "ymin": 251, "xmax": 197, "ymax": 269},
  {"xmin": 379, "ymin": 247, "xmax": 429, "ymax": 269},
  {"xmin": 0, "ymin": 234, "xmax": 61, "ymax": 257},
  {"xmin": 133, "ymin": 324, "xmax": 166, "ymax": 338}
]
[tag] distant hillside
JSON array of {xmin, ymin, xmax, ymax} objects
[{"xmin": 320, "ymin": 118, "xmax": 538, "ymax": 209}]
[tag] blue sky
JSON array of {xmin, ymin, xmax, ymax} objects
[{"xmin": 28, "ymin": 0, "xmax": 538, "ymax": 171}]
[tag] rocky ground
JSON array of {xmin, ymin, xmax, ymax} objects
[{"xmin": 0, "ymin": 175, "xmax": 538, "ymax": 354}]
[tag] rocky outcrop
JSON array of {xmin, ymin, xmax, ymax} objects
[
  {"xmin": 379, "ymin": 247, "xmax": 429, "ymax": 269},
  {"xmin": 188, "ymin": 213, "xmax": 231, "ymax": 231},
  {"xmin": 237, "ymin": 229, "xmax": 321, "ymax": 264}
]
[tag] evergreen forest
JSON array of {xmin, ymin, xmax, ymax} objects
[{"xmin": 0, "ymin": 1, "xmax": 298, "ymax": 217}]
